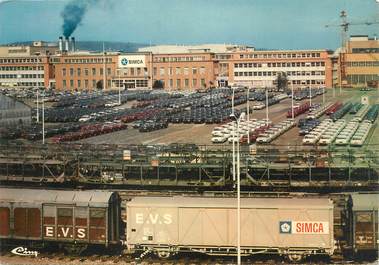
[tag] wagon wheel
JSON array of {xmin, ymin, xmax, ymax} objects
[
  {"xmin": 287, "ymin": 253, "xmax": 304, "ymax": 263},
  {"xmin": 156, "ymin": 250, "xmax": 172, "ymax": 259},
  {"xmin": 62, "ymin": 244, "xmax": 88, "ymax": 256}
]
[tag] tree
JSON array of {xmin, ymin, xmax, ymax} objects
[
  {"xmin": 275, "ymin": 72, "xmax": 288, "ymax": 92},
  {"xmin": 152, "ymin": 80, "xmax": 164, "ymax": 89}
]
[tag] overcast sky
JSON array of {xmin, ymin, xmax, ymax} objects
[{"xmin": 0, "ymin": 0, "xmax": 378, "ymax": 49}]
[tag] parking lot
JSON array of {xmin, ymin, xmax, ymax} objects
[{"xmin": 79, "ymin": 88, "xmax": 379, "ymax": 147}]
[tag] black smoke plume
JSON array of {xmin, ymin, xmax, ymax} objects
[{"xmin": 61, "ymin": 0, "xmax": 98, "ymax": 38}]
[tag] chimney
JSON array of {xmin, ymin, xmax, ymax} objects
[
  {"xmin": 58, "ymin": 36, "xmax": 63, "ymax": 51},
  {"xmin": 71, "ymin": 37, "xmax": 76, "ymax": 52},
  {"xmin": 65, "ymin": 37, "xmax": 69, "ymax": 52}
]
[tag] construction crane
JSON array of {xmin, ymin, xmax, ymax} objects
[{"xmin": 325, "ymin": 10, "xmax": 379, "ymax": 90}]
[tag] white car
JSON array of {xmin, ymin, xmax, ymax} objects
[{"xmin": 212, "ymin": 136, "xmax": 227, "ymax": 143}]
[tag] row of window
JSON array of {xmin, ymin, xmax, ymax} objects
[
  {"xmin": 62, "ymin": 79, "xmax": 112, "ymax": 88},
  {"xmin": 289, "ymin": 80, "xmax": 325, "ymax": 85},
  {"xmin": 346, "ymin": 74, "xmax": 379, "ymax": 84},
  {"xmin": 62, "ymin": 67, "xmax": 112, "ymax": 77},
  {"xmin": 351, "ymin": 48, "xmax": 379, "ymax": 54},
  {"xmin": 159, "ymin": 78, "xmax": 206, "ymax": 88},
  {"xmin": 0, "ymin": 66, "xmax": 44, "ymax": 71},
  {"xmin": 153, "ymin": 56, "xmax": 207, "ymax": 63},
  {"xmin": 346, "ymin": 61, "xmax": 379, "ymax": 67},
  {"xmin": 234, "ymin": 61, "xmax": 326, "ymax": 68},
  {"xmin": 13, "ymin": 82, "xmax": 44, "ymax": 86},
  {"xmin": 0, "ymin": 74, "xmax": 44, "ymax": 79},
  {"xmin": 234, "ymin": 71, "xmax": 325, "ymax": 77},
  {"xmin": 63, "ymin": 57, "xmax": 112, "ymax": 64},
  {"xmin": 0, "ymin": 58, "xmax": 42, "ymax": 63},
  {"xmin": 239, "ymin": 52, "xmax": 322, "ymax": 59},
  {"xmin": 154, "ymin": 66, "xmax": 207, "ymax": 76}
]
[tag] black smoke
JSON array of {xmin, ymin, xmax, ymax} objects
[{"xmin": 61, "ymin": 0, "xmax": 99, "ymax": 38}]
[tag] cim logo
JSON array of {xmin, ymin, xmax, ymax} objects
[
  {"xmin": 121, "ymin": 58, "xmax": 128, "ymax": 65},
  {"xmin": 136, "ymin": 213, "xmax": 172, "ymax": 225},
  {"xmin": 280, "ymin": 221, "xmax": 329, "ymax": 234}
]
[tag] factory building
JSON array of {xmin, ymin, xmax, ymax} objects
[
  {"xmin": 217, "ymin": 49, "xmax": 333, "ymax": 88},
  {"xmin": 341, "ymin": 35, "xmax": 379, "ymax": 88},
  {"xmin": 0, "ymin": 42, "xmax": 57, "ymax": 88}
]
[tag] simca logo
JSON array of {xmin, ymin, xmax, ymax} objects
[
  {"xmin": 11, "ymin": 246, "xmax": 39, "ymax": 257},
  {"xmin": 279, "ymin": 221, "xmax": 292, "ymax": 234}
]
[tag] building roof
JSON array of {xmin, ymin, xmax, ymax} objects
[
  {"xmin": 139, "ymin": 44, "xmax": 254, "ymax": 54},
  {"xmin": 127, "ymin": 196, "xmax": 333, "ymax": 209},
  {"xmin": 0, "ymin": 188, "xmax": 116, "ymax": 207}
]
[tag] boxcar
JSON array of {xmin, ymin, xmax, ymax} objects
[
  {"xmin": 0, "ymin": 188, "xmax": 121, "ymax": 254},
  {"xmin": 351, "ymin": 193, "xmax": 378, "ymax": 255},
  {"xmin": 126, "ymin": 196, "xmax": 334, "ymax": 262}
]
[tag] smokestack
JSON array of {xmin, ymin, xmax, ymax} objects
[
  {"xmin": 65, "ymin": 37, "xmax": 69, "ymax": 52},
  {"xmin": 71, "ymin": 37, "xmax": 76, "ymax": 52},
  {"xmin": 58, "ymin": 36, "xmax": 63, "ymax": 51}
]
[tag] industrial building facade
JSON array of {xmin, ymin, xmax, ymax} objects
[
  {"xmin": 343, "ymin": 35, "xmax": 379, "ymax": 87},
  {"xmin": 0, "ymin": 37, "xmax": 377, "ymax": 90}
]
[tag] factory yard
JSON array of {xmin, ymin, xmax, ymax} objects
[{"xmin": 79, "ymin": 88, "xmax": 379, "ymax": 147}]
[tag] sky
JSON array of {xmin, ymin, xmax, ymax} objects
[{"xmin": 0, "ymin": 0, "xmax": 378, "ymax": 50}]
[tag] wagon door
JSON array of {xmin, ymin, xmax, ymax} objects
[
  {"xmin": 354, "ymin": 210, "xmax": 377, "ymax": 250},
  {"xmin": 0, "ymin": 207, "xmax": 10, "ymax": 237},
  {"xmin": 89, "ymin": 208, "xmax": 107, "ymax": 244},
  {"xmin": 14, "ymin": 207, "xmax": 41, "ymax": 239}
]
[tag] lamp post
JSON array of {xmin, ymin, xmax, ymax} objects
[
  {"xmin": 247, "ymin": 87, "xmax": 251, "ymax": 144},
  {"xmin": 35, "ymin": 53, "xmax": 40, "ymax": 123},
  {"xmin": 230, "ymin": 111, "xmax": 246, "ymax": 265},
  {"xmin": 42, "ymin": 91, "xmax": 45, "ymax": 144},
  {"xmin": 309, "ymin": 82, "xmax": 312, "ymax": 108},
  {"xmin": 291, "ymin": 82, "xmax": 295, "ymax": 119},
  {"xmin": 232, "ymin": 87, "xmax": 236, "ymax": 182},
  {"xmin": 265, "ymin": 87, "xmax": 269, "ymax": 126}
]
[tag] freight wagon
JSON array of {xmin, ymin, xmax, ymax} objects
[
  {"xmin": 126, "ymin": 196, "xmax": 335, "ymax": 262},
  {"xmin": 0, "ymin": 188, "xmax": 121, "ymax": 254}
]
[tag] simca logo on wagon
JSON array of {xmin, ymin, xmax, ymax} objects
[
  {"xmin": 280, "ymin": 221, "xmax": 329, "ymax": 234},
  {"xmin": 11, "ymin": 246, "xmax": 39, "ymax": 257}
]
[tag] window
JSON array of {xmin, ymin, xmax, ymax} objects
[
  {"xmin": 84, "ymin": 68, "xmax": 89, "ymax": 76},
  {"xmin": 176, "ymin": 67, "xmax": 181, "ymax": 75},
  {"xmin": 70, "ymin": 80, "xmax": 74, "ymax": 87},
  {"xmin": 192, "ymin": 78, "xmax": 197, "ymax": 87},
  {"xmin": 84, "ymin": 79, "xmax": 89, "ymax": 88},
  {"xmin": 192, "ymin": 67, "xmax": 197, "ymax": 75},
  {"xmin": 92, "ymin": 68, "xmax": 96, "ymax": 75},
  {"xmin": 77, "ymin": 68, "xmax": 81, "ymax": 76},
  {"xmin": 62, "ymin": 68, "xmax": 66, "ymax": 76},
  {"xmin": 92, "ymin": 80, "xmax": 96, "ymax": 88},
  {"xmin": 63, "ymin": 80, "xmax": 67, "ymax": 88},
  {"xmin": 77, "ymin": 80, "xmax": 81, "ymax": 88},
  {"xmin": 137, "ymin": 68, "xmax": 141, "ymax": 75},
  {"xmin": 185, "ymin": 78, "xmax": 189, "ymax": 87},
  {"xmin": 160, "ymin": 67, "xmax": 165, "ymax": 75},
  {"xmin": 184, "ymin": 67, "xmax": 189, "ymax": 75},
  {"xmin": 130, "ymin": 68, "xmax": 134, "ymax": 75},
  {"xmin": 100, "ymin": 68, "xmax": 104, "ymax": 75},
  {"xmin": 176, "ymin": 79, "xmax": 181, "ymax": 88},
  {"xmin": 69, "ymin": 68, "xmax": 74, "ymax": 76},
  {"xmin": 201, "ymin": 79, "xmax": 206, "ymax": 87},
  {"xmin": 200, "ymin": 67, "xmax": 205, "ymax": 75},
  {"xmin": 107, "ymin": 68, "xmax": 111, "ymax": 75}
]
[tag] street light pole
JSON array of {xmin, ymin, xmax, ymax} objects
[
  {"xmin": 247, "ymin": 87, "xmax": 250, "ymax": 144},
  {"xmin": 265, "ymin": 88, "xmax": 269, "ymax": 126},
  {"xmin": 232, "ymin": 87, "xmax": 236, "ymax": 182},
  {"xmin": 291, "ymin": 82, "xmax": 294, "ymax": 119},
  {"xmin": 309, "ymin": 82, "xmax": 312, "ymax": 107},
  {"xmin": 42, "ymin": 92, "xmax": 45, "ymax": 144},
  {"xmin": 231, "ymin": 112, "xmax": 245, "ymax": 265},
  {"xmin": 118, "ymin": 69, "xmax": 121, "ymax": 105},
  {"xmin": 323, "ymin": 86, "xmax": 325, "ymax": 104},
  {"xmin": 36, "ymin": 54, "xmax": 39, "ymax": 123}
]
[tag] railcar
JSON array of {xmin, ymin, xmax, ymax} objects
[
  {"xmin": 0, "ymin": 188, "xmax": 122, "ymax": 254},
  {"xmin": 126, "ymin": 196, "xmax": 335, "ymax": 262}
]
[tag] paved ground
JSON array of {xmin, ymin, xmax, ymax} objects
[{"xmin": 79, "ymin": 88, "xmax": 379, "ymax": 147}]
